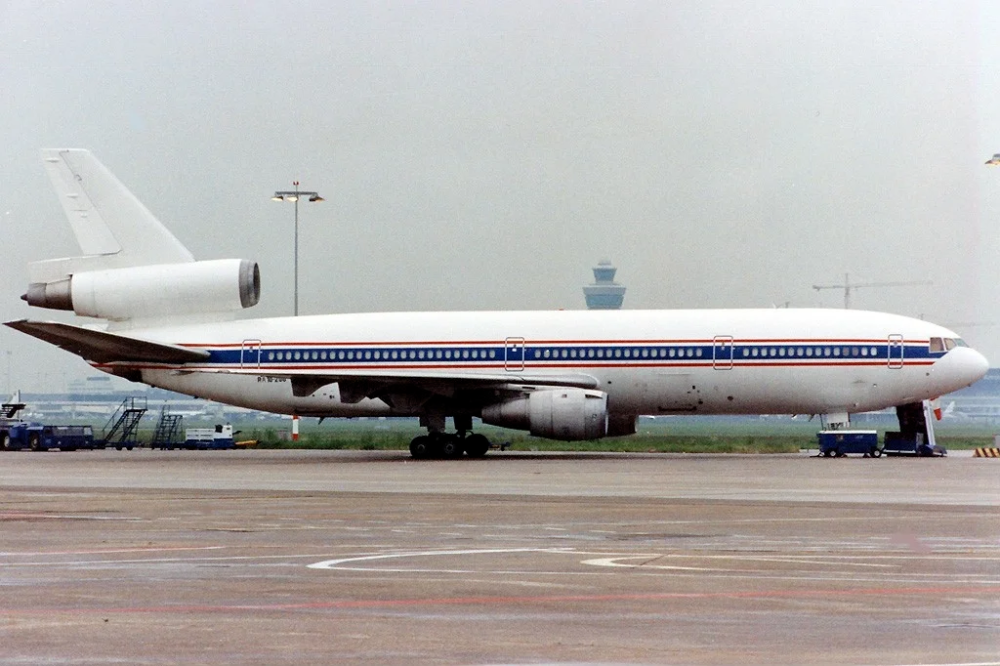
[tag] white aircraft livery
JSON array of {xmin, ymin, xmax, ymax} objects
[{"xmin": 7, "ymin": 149, "xmax": 989, "ymax": 457}]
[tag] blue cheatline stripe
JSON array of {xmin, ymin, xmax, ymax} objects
[{"xmin": 201, "ymin": 340, "xmax": 941, "ymax": 368}]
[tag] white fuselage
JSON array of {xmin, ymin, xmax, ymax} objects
[{"xmin": 95, "ymin": 308, "xmax": 987, "ymax": 419}]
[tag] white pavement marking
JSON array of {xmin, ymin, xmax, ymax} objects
[{"xmin": 308, "ymin": 548, "xmax": 564, "ymax": 571}]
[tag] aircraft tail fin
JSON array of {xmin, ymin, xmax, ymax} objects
[{"xmin": 32, "ymin": 149, "xmax": 194, "ymax": 283}]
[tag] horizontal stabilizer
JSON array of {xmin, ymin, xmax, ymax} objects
[{"xmin": 4, "ymin": 320, "xmax": 210, "ymax": 364}]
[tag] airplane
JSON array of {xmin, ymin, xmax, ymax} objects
[{"xmin": 6, "ymin": 149, "xmax": 990, "ymax": 458}]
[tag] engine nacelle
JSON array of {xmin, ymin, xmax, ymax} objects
[
  {"xmin": 23, "ymin": 259, "xmax": 260, "ymax": 321},
  {"xmin": 481, "ymin": 388, "xmax": 609, "ymax": 441}
]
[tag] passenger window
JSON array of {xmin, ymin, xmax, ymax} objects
[{"xmin": 267, "ymin": 352, "xmax": 274, "ymax": 361}]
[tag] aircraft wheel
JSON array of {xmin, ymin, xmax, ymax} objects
[
  {"xmin": 409, "ymin": 436, "xmax": 432, "ymax": 459},
  {"xmin": 464, "ymin": 434, "xmax": 490, "ymax": 457},
  {"xmin": 440, "ymin": 436, "xmax": 462, "ymax": 458},
  {"xmin": 28, "ymin": 434, "xmax": 41, "ymax": 452}
]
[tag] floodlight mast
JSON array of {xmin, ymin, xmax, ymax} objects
[
  {"xmin": 812, "ymin": 273, "xmax": 932, "ymax": 309},
  {"xmin": 271, "ymin": 181, "xmax": 324, "ymax": 316}
]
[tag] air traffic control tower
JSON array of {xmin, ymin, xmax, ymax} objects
[{"xmin": 583, "ymin": 260, "xmax": 626, "ymax": 309}]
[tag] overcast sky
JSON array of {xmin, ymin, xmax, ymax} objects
[{"xmin": 2, "ymin": 1, "xmax": 1000, "ymax": 391}]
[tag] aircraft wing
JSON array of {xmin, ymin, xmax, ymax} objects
[
  {"xmin": 270, "ymin": 369, "xmax": 601, "ymax": 400},
  {"xmin": 5, "ymin": 320, "xmax": 211, "ymax": 364}
]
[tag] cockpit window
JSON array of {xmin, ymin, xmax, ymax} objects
[
  {"xmin": 954, "ymin": 338, "xmax": 968, "ymax": 347},
  {"xmin": 929, "ymin": 338, "xmax": 944, "ymax": 353},
  {"xmin": 944, "ymin": 338, "xmax": 956, "ymax": 351}
]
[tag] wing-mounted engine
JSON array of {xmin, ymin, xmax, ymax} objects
[
  {"xmin": 23, "ymin": 259, "xmax": 260, "ymax": 322},
  {"xmin": 481, "ymin": 388, "xmax": 609, "ymax": 441}
]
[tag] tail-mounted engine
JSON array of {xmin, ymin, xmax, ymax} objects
[
  {"xmin": 481, "ymin": 388, "xmax": 609, "ymax": 441},
  {"xmin": 23, "ymin": 259, "xmax": 260, "ymax": 321}
]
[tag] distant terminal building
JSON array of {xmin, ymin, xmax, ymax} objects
[{"xmin": 583, "ymin": 260, "xmax": 626, "ymax": 310}]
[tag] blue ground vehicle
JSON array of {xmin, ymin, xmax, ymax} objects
[
  {"xmin": 882, "ymin": 432, "xmax": 946, "ymax": 457},
  {"xmin": 3, "ymin": 424, "xmax": 95, "ymax": 451},
  {"xmin": 817, "ymin": 430, "xmax": 882, "ymax": 458},
  {"xmin": 1, "ymin": 402, "xmax": 96, "ymax": 451}
]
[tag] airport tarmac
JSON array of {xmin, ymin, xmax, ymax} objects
[{"xmin": 0, "ymin": 449, "xmax": 997, "ymax": 665}]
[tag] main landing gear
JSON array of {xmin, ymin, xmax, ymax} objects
[
  {"xmin": 408, "ymin": 414, "xmax": 491, "ymax": 459},
  {"xmin": 408, "ymin": 431, "xmax": 491, "ymax": 459}
]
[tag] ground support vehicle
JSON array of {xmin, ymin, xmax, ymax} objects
[
  {"xmin": 182, "ymin": 425, "xmax": 235, "ymax": 450},
  {"xmin": 3, "ymin": 423, "xmax": 95, "ymax": 451},
  {"xmin": 1, "ymin": 402, "xmax": 96, "ymax": 451},
  {"xmin": 817, "ymin": 430, "xmax": 882, "ymax": 457},
  {"xmin": 882, "ymin": 432, "xmax": 946, "ymax": 457}
]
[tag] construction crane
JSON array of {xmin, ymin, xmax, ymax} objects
[{"xmin": 812, "ymin": 273, "xmax": 932, "ymax": 309}]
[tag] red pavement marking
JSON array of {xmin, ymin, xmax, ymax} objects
[{"xmin": 2, "ymin": 584, "xmax": 998, "ymax": 616}]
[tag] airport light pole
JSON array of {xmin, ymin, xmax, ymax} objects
[{"xmin": 272, "ymin": 182, "xmax": 324, "ymax": 316}]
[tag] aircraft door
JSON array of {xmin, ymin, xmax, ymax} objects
[
  {"xmin": 241, "ymin": 339, "xmax": 262, "ymax": 369},
  {"xmin": 505, "ymin": 337, "xmax": 525, "ymax": 372},
  {"xmin": 887, "ymin": 334, "xmax": 904, "ymax": 369},
  {"xmin": 713, "ymin": 336, "xmax": 734, "ymax": 370}
]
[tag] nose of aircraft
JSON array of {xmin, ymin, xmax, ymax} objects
[{"xmin": 932, "ymin": 346, "xmax": 989, "ymax": 393}]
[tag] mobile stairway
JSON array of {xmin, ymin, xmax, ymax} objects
[
  {"xmin": 151, "ymin": 407, "xmax": 184, "ymax": 449},
  {"xmin": 100, "ymin": 398, "xmax": 147, "ymax": 450}
]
